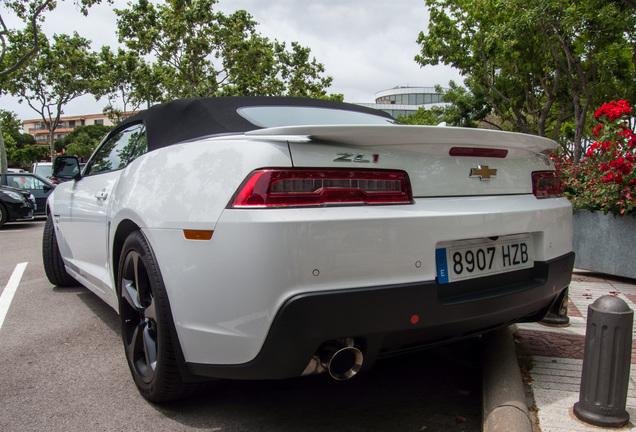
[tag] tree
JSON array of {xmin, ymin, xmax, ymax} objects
[
  {"xmin": 113, "ymin": 0, "xmax": 337, "ymax": 103},
  {"xmin": 0, "ymin": 110, "xmax": 27, "ymax": 143},
  {"xmin": 271, "ymin": 41, "xmax": 336, "ymax": 99},
  {"xmin": 0, "ymin": 109, "xmax": 47, "ymax": 169},
  {"xmin": 396, "ymin": 106, "xmax": 443, "ymax": 125},
  {"xmin": 98, "ymin": 47, "xmax": 163, "ymax": 121},
  {"xmin": 54, "ymin": 123, "xmax": 112, "ymax": 159},
  {"xmin": 622, "ymin": 0, "xmax": 636, "ymax": 68},
  {"xmin": 0, "ymin": 0, "xmax": 106, "ymax": 173},
  {"xmin": 417, "ymin": 0, "xmax": 636, "ymax": 161},
  {"xmin": 4, "ymin": 30, "xmax": 104, "ymax": 161}
]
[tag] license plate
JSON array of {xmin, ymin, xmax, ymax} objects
[{"xmin": 436, "ymin": 235, "xmax": 534, "ymax": 284}]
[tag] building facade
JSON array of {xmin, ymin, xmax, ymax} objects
[
  {"xmin": 22, "ymin": 113, "xmax": 120, "ymax": 147},
  {"xmin": 357, "ymin": 86, "xmax": 448, "ymax": 118}
]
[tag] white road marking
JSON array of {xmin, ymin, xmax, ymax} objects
[{"xmin": 0, "ymin": 262, "xmax": 28, "ymax": 331}]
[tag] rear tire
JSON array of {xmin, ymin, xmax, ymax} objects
[
  {"xmin": 42, "ymin": 213, "xmax": 78, "ymax": 287},
  {"xmin": 118, "ymin": 230, "xmax": 194, "ymax": 403}
]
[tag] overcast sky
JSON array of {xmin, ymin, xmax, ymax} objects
[{"xmin": 1, "ymin": 0, "xmax": 462, "ymax": 122}]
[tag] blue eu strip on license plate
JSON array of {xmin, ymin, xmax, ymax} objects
[{"xmin": 435, "ymin": 248, "xmax": 449, "ymax": 284}]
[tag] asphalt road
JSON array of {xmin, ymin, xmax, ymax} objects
[{"xmin": 0, "ymin": 219, "xmax": 482, "ymax": 432}]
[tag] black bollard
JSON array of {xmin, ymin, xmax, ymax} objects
[{"xmin": 573, "ymin": 295, "xmax": 633, "ymax": 428}]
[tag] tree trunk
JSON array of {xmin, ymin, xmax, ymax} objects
[
  {"xmin": 0, "ymin": 126, "xmax": 7, "ymax": 173},
  {"xmin": 49, "ymin": 128, "xmax": 56, "ymax": 162}
]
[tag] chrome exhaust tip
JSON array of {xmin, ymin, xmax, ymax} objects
[
  {"xmin": 302, "ymin": 338, "xmax": 364, "ymax": 380},
  {"xmin": 321, "ymin": 344, "xmax": 363, "ymax": 381}
]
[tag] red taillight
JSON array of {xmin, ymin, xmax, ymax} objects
[
  {"xmin": 230, "ymin": 169, "xmax": 413, "ymax": 208},
  {"xmin": 532, "ymin": 171, "xmax": 564, "ymax": 198}
]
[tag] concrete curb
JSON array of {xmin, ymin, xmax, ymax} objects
[{"xmin": 482, "ymin": 326, "xmax": 533, "ymax": 432}]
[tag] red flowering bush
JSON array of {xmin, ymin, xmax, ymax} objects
[{"xmin": 552, "ymin": 100, "xmax": 635, "ymax": 216}]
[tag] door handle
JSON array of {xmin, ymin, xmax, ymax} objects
[{"xmin": 95, "ymin": 190, "xmax": 108, "ymax": 200}]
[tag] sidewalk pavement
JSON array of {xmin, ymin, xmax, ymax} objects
[{"xmin": 514, "ymin": 270, "xmax": 636, "ymax": 431}]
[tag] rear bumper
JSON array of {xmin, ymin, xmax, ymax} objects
[{"xmin": 186, "ymin": 251, "xmax": 574, "ymax": 380}]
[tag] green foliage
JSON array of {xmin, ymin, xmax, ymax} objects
[
  {"xmin": 9, "ymin": 142, "xmax": 49, "ymax": 170},
  {"xmin": 417, "ymin": 0, "xmax": 636, "ymax": 161},
  {"xmin": 54, "ymin": 124, "xmax": 112, "ymax": 159},
  {"xmin": 0, "ymin": 0, "xmax": 105, "ymax": 173},
  {"xmin": 1, "ymin": 109, "xmax": 37, "ymax": 150},
  {"xmin": 0, "ymin": 110, "xmax": 23, "ymax": 139},
  {"xmin": 98, "ymin": 47, "xmax": 162, "ymax": 118},
  {"xmin": 396, "ymin": 106, "xmax": 443, "ymax": 125},
  {"xmin": 112, "ymin": 0, "xmax": 336, "ymax": 103},
  {"xmin": 0, "ymin": 1, "xmax": 107, "ymax": 80},
  {"xmin": 1, "ymin": 109, "xmax": 47, "ymax": 169},
  {"xmin": 552, "ymin": 100, "xmax": 636, "ymax": 216},
  {"xmin": 440, "ymin": 80, "xmax": 494, "ymax": 128},
  {"xmin": 3, "ymin": 29, "xmax": 104, "ymax": 158}
]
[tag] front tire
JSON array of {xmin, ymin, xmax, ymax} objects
[
  {"xmin": 42, "ymin": 213, "xmax": 77, "ymax": 287},
  {"xmin": 0, "ymin": 203, "xmax": 7, "ymax": 228},
  {"xmin": 118, "ymin": 231, "xmax": 191, "ymax": 403}
]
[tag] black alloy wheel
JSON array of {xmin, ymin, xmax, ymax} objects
[
  {"xmin": 120, "ymin": 247, "xmax": 159, "ymax": 384},
  {"xmin": 118, "ymin": 231, "xmax": 191, "ymax": 402}
]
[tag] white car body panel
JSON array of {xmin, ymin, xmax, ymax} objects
[
  {"xmin": 51, "ymin": 138, "xmax": 293, "ymax": 310},
  {"xmin": 109, "ymin": 138, "xmax": 293, "ymax": 230},
  {"xmin": 148, "ymin": 194, "xmax": 571, "ymax": 364},
  {"xmin": 287, "ymin": 142, "xmax": 553, "ymax": 197},
  {"xmin": 51, "ymin": 172, "xmax": 121, "ymax": 298}
]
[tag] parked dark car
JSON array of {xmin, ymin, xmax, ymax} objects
[
  {"xmin": 0, "ymin": 185, "xmax": 36, "ymax": 228},
  {"xmin": 0, "ymin": 172, "xmax": 55, "ymax": 215}
]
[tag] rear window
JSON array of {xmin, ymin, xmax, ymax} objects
[{"xmin": 237, "ymin": 106, "xmax": 395, "ymax": 128}]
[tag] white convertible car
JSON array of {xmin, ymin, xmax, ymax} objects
[{"xmin": 43, "ymin": 97, "xmax": 574, "ymax": 402}]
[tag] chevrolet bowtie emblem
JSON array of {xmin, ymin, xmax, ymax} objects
[{"xmin": 470, "ymin": 165, "xmax": 497, "ymax": 180}]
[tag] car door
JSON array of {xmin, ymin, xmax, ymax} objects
[{"xmin": 57, "ymin": 123, "xmax": 147, "ymax": 293}]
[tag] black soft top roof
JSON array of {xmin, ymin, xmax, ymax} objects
[{"xmin": 116, "ymin": 96, "xmax": 394, "ymax": 152}]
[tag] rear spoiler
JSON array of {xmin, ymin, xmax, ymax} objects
[{"xmin": 246, "ymin": 125, "xmax": 557, "ymax": 154}]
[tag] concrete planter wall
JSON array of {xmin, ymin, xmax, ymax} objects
[{"xmin": 573, "ymin": 210, "xmax": 636, "ymax": 279}]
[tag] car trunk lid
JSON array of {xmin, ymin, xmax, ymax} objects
[{"xmin": 246, "ymin": 125, "xmax": 557, "ymax": 197}]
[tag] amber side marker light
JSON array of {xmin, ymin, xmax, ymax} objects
[{"xmin": 183, "ymin": 230, "xmax": 214, "ymax": 240}]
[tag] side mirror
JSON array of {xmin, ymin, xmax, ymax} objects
[{"xmin": 52, "ymin": 156, "xmax": 82, "ymax": 181}]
